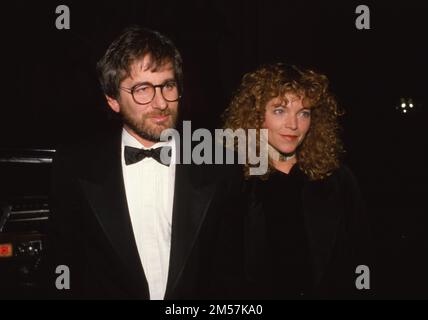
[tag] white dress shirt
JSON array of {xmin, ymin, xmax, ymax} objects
[{"xmin": 121, "ymin": 128, "xmax": 176, "ymax": 300}]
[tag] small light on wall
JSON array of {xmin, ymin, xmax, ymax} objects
[{"xmin": 397, "ymin": 98, "xmax": 417, "ymax": 115}]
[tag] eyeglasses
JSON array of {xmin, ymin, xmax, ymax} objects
[{"xmin": 120, "ymin": 80, "xmax": 181, "ymax": 105}]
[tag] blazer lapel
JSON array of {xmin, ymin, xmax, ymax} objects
[
  {"xmin": 164, "ymin": 163, "xmax": 217, "ymax": 298},
  {"xmin": 77, "ymin": 129, "xmax": 149, "ymax": 298}
]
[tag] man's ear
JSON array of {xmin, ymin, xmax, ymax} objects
[{"xmin": 106, "ymin": 95, "xmax": 120, "ymax": 113}]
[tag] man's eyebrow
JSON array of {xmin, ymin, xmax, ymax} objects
[{"xmin": 130, "ymin": 78, "xmax": 176, "ymax": 87}]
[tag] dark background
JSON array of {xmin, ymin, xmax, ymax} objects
[{"xmin": 1, "ymin": 0, "xmax": 427, "ymax": 298}]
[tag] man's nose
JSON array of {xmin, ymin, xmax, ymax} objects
[{"xmin": 152, "ymin": 87, "xmax": 168, "ymax": 110}]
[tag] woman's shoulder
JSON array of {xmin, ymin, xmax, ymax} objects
[
  {"xmin": 316, "ymin": 165, "xmax": 364, "ymax": 207},
  {"xmin": 328, "ymin": 164, "xmax": 360, "ymax": 189},
  {"xmin": 302, "ymin": 164, "xmax": 361, "ymax": 198},
  {"xmin": 326, "ymin": 164, "xmax": 354, "ymax": 179}
]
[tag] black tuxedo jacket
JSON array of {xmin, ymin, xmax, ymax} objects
[{"xmin": 47, "ymin": 126, "xmax": 246, "ymax": 299}]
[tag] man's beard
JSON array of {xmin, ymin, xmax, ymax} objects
[{"xmin": 121, "ymin": 109, "xmax": 178, "ymax": 143}]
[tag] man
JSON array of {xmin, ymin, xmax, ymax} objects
[{"xmin": 48, "ymin": 26, "xmax": 246, "ymax": 299}]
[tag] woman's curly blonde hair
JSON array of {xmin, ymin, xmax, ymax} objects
[{"xmin": 222, "ymin": 63, "xmax": 344, "ymax": 181}]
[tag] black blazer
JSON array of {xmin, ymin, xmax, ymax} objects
[
  {"xmin": 47, "ymin": 126, "xmax": 246, "ymax": 299},
  {"xmin": 244, "ymin": 165, "xmax": 372, "ymax": 299}
]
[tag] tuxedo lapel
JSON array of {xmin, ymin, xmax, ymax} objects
[
  {"xmin": 77, "ymin": 129, "xmax": 149, "ymax": 298},
  {"xmin": 164, "ymin": 164, "xmax": 217, "ymax": 299}
]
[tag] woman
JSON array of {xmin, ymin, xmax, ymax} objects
[{"xmin": 223, "ymin": 63, "xmax": 370, "ymax": 299}]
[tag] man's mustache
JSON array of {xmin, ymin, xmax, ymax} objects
[{"xmin": 147, "ymin": 111, "xmax": 174, "ymax": 117}]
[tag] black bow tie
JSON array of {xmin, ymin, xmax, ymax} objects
[{"xmin": 124, "ymin": 146, "xmax": 172, "ymax": 166}]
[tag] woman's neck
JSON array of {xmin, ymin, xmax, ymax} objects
[{"xmin": 268, "ymin": 144, "xmax": 297, "ymax": 174}]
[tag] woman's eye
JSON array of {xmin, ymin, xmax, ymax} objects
[
  {"xmin": 299, "ymin": 110, "xmax": 311, "ymax": 118},
  {"xmin": 273, "ymin": 107, "xmax": 284, "ymax": 114}
]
